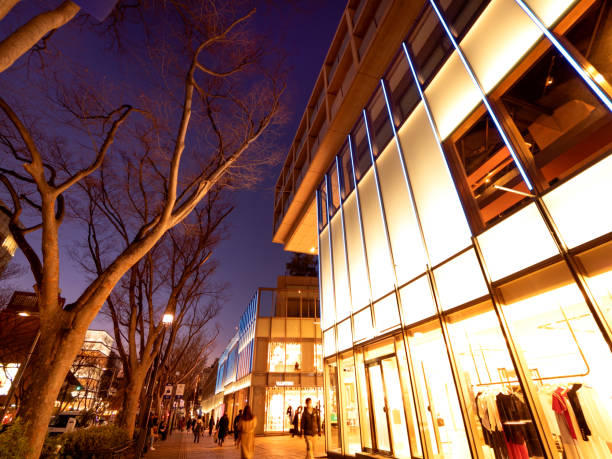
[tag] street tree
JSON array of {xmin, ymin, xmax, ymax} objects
[{"xmin": 0, "ymin": 2, "xmax": 284, "ymax": 456}]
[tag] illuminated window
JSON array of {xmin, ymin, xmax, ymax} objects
[
  {"xmin": 365, "ymin": 86, "xmax": 394, "ymax": 156},
  {"xmin": 385, "ymin": 51, "xmax": 419, "ymax": 126},
  {"xmin": 315, "ymin": 344, "xmax": 323, "ymax": 372},
  {"xmin": 268, "ymin": 342, "xmax": 285, "ymax": 373},
  {"xmin": 285, "ymin": 343, "xmax": 302, "ymax": 372}
]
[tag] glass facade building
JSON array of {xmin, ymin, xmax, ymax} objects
[
  {"xmin": 202, "ymin": 276, "xmax": 323, "ymax": 435},
  {"xmin": 273, "ymin": 0, "xmax": 612, "ymax": 457}
]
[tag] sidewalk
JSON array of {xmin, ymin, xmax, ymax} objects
[{"xmin": 146, "ymin": 430, "xmax": 326, "ymax": 458}]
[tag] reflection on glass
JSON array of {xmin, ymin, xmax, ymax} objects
[
  {"xmin": 368, "ymin": 363, "xmax": 392, "ymax": 453},
  {"xmin": 447, "ymin": 302, "xmax": 544, "ymax": 458},
  {"xmin": 326, "ymin": 359, "xmax": 341, "ymax": 452},
  {"xmin": 395, "ymin": 337, "xmax": 423, "ymax": 457},
  {"xmin": 381, "ymin": 357, "xmax": 412, "ymax": 458},
  {"xmin": 577, "ymin": 239, "xmax": 612, "ymax": 332},
  {"xmin": 409, "ymin": 325, "xmax": 471, "ymax": 458},
  {"xmin": 340, "ymin": 356, "xmax": 361, "ymax": 454},
  {"xmin": 354, "ymin": 351, "xmax": 373, "ymax": 449},
  {"xmin": 499, "ymin": 262, "xmax": 612, "ymax": 459}
]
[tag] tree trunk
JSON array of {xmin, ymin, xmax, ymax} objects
[
  {"xmin": 19, "ymin": 320, "xmax": 89, "ymax": 459},
  {"xmin": 0, "ymin": 0, "xmax": 80, "ymax": 73},
  {"xmin": 0, "ymin": 0, "xmax": 20, "ymax": 22},
  {"xmin": 118, "ymin": 369, "xmax": 147, "ymax": 438}
]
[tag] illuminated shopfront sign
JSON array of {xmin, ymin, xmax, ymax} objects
[{"xmin": 275, "ymin": 381, "xmax": 294, "ymax": 386}]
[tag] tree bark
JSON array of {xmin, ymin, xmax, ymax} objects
[
  {"xmin": 19, "ymin": 318, "xmax": 89, "ymax": 459},
  {"xmin": 118, "ymin": 368, "xmax": 147, "ymax": 438},
  {"xmin": 0, "ymin": 0, "xmax": 80, "ymax": 73},
  {"xmin": 0, "ymin": 0, "xmax": 20, "ymax": 22}
]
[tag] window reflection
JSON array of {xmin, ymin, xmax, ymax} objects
[{"xmin": 340, "ymin": 355, "xmax": 361, "ymax": 454}]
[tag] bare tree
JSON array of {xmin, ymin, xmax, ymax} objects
[{"xmin": 0, "ymin": 3, "xmax": 284, "ymax": 456}]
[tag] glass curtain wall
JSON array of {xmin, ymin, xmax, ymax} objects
[{"xmin": 317, "ymin": 0, "xmax": 612, "ymax": 457}]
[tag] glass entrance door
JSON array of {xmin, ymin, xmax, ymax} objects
[
  {"xmin": 367, "ymin": 363, "xmax": 392, "ymax": 454},
  {"xmin": 367, "ymin": 355, "xmax": 412, "ymax": 457}
]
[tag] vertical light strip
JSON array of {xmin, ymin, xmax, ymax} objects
[
  {"xmin": 335, "ymin": 156, "xmax": 355, "ymax": 315},
  {"xmin": 428, "ymin": 0, "xmax": 534, "ymax": 190},
  {"xmin": 315, "ymin": 189, "xmax": 326, "ymax": 332},
  {"xmin": 325, "ymin": 174, "xmax": 338, "ymax": 331},
  {"xmin": 348, "ymin": 135, "xmax": 376, "ymax": 329},
  {"xmin": 514, "ymin": 0, "xmax": 612, "ymax": 112}
]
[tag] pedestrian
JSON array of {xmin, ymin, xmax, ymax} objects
[
  {"xmin": 238, "ymin": 405, "xmax": 257, "ymax": 459},
  {"xmin": 218, "ymin": 413, "xmax": 229, "ymax": 446},
  {"xmin": 292, "ymin": 406, "xmax": 302, "ymax": 437},
  {"xmin": 158, "ymin": 419, "xmax": 169, "ymax": 441},
  {"xmin": 186, "ymin": 417, "xmax": 193, "ymax": 432},
  {"xmin": 300, "ymin": 398, "xmax": 321, "ymax": 459},
  {"xmin": 193, "ymin": 416, "xmax": 203, "ymax": 443},
  {"xmin": 147, "ymin": 415, "xmax": 159, "ymax": 452},
  {"xmin": 233, "ymin": 409, "xmax": 243, "ymax": 446},
  {"xmin": 208, "ymin": 415, "xmax": 214, "ymax": 436}
]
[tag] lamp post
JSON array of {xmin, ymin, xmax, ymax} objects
[{"xmin": 136, "ymin": 313, "xmax": 173, "ymax": 457}]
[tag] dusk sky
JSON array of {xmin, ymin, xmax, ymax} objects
[{"xmin": 3, "ymin": 0, "xmax": 345, "ymax": 360}]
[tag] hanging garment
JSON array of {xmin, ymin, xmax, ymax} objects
[
  {"xmin": 567, "ymin": 384, "xmax": 591, "ymax": 441},
  {"xmin": 496, "ymin": 392, "xmax": 541, "ymax": 458},
  {"xmin": 552, "ymin": 387, "xmax": 577, "ymax": 440}
]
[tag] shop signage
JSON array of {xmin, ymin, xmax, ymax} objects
[
  {"xmin": 175, "ymin": 384, "xmax": 185, "ymax": 397},
  {"xmin": 163, "ymin": 384, "xmax": 173, "ymax": 399},
  {"xmin": 276, "ymin": 381, "xmax": 294, "ymax": 386}
]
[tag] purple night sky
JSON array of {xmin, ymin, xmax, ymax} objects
[{"xmin": 3, "ymin": 1, "xmax": 345, "ymax": 359}]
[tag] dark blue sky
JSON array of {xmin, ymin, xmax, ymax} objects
[{"xmin": 5, "ymin": 1, "xmax": 345, "ymax": 359}]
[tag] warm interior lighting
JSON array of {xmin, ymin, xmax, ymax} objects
[
  {"xmin": 18, "ymin": 312, "xmax": 30, "ymax": 317},
  {"xmin": 162, "ymin": 313, "xmax": 174, "ymax": 324},
  {"xmin": 309, "ymin": 247, "xmax": 315, "ymax": 253}
]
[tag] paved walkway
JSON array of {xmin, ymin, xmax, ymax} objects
[{"xmin": 146, "ymin": 430, "xmax": 326, "ymax": 458}]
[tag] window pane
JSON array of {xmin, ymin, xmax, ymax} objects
[
  {"xmin": 358, "ymin": 169, "xmax": 395, "ymax": 299},
  {"xmin": 459, "ymin": 0, "xmax": 541, "ymax": 93},
  {"xmin": 337, "ymin": 319, "xmax": 353, "ymax": 351},
  {"xmin": 353, "ymin": 307, "xmax": 374, "ymax": 342},
  {"xmin": 340, "ymin": 355, "xmax": 361, "ymax": 455},
  {"xmin": 400, "ymin": 275, "xmax": 437, "ymax": 325},
  {"xmin": 408, "ymin": 5, "xmax": 453, "ymax": 88},
  {"xmin": 543, "ymin": 154, "xmax": 612, "ymax": 248},
  {"xmin": 451, "ymin": 111, "xmax": 531, "ymax": 227},
  {"xmin": 409, "ymin": 323, "xmax": 471, "ymax": 458},
  {"xmin": 386, "ymin": 51, "xmax": 419, "ymax": 126},
  {"xmin": 376, "ymin": 141, "xmax": 427, "ymax": 284},
  {"xmin": 576, "ymin": 239, "xmax": 612, "ymax": 332},
  {"xmin": 522, "ymin": 0, "xmax": 574, "ymax": 27},
  {"xmin": 331, "ymin": 213, "xmax": 351, "ymax": 321},
  {"xmin": 354, "ymin": 350, "xmax": 373, "ymax": 449},
  {"xmin": 447, "ymin": 302, "xmax": 544, "ymax": 458},
  {"xmin": 319, "ymin": 228, "xmax": 336, "ymax": 329},
  {"xmin": 394, "ymin": 337, "xmax": 422, "ymax": 457},
  {"xmin": 397, "ymin": 104, "xmax": 472, "ymax": 265},
  {"xmin": 265, "ymin": 387, "xmax": 285, "ymax": 432},
  {"xmin": 365, "ymin": 86, "xmax": 394, "ymax": 156},
  {"xmin": 324, "ymin": 328, "xmax": 336, "ymax": 357},
  {"xmin": 441, "ymin": 0, "xmax": 490, "ymax": 40},
  {"xmin": 339, "ymin": 142, "xmax": 355, "ymax": 198},
  {"xmin": 319, "ymin": 181, "xmax": 328, "ymax": 229},
  {"xmin": 315, "ymin": 344, "xmax": 323, "ymax": 373},
  {"xmin": 499, "ymin": 262, "xmax": 612, "ymax": 458},
  {"xmin": 329, "ymin": 165, "xmax": 340, "ymax": 215},
  {"xmin": 351, "ymin": 119, "xmax": 372, "ymax": 180},
  {"xmin": 343, "ymin": 193, "xmax": 371, "ymax": 310},
  {"xmin": 326, "ymin": 359, "xmax": 341, "ymax": 452},
  {"xmin": 373, "ymin": 293, "xmax": 400, "ymax": 332},
  {"xmin": 433, "ymin": 248, "xmax": 488, "ymax": 310},
  {"xmin": 269, "ymin": 342, "xmax": 285, "ymax": 372},
  {"xmin": 285, "ymin": 342, "xmax": 302, "ymax": 372},
  {"xmin": 476, "ymin": 202, "xmax": 559, "ymax": 281},
  {"xmin": 500, "ymin": 46, "xmax": 611, "ymax": 190}
]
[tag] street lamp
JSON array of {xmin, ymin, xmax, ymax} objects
[{"xmin": 136, "ymin": 314, "xmax": 173, "ymax": 457}]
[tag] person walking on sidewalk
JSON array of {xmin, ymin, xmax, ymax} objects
[
  {"xmin": 193, "ymin": 416, "xmax": 203, "ymax": 443},
  {"xmin": 238, "ymin": 405, "xmax": 257, "ymax": 459},
  {"xmin": 233, "ymin": 409, "xmax": 243, "ymax": 446},
  {"xmin": 218, "ymin": 413, "xmax": 229, "ymax": 446},
  {"xmin": 300, "ymin": 398, "xmax": 321, "ymax": 459},
  {"xmin": 209, "ymin": 416, "xmax": 215, "ymax": 436},
  {"xmin": 292, "ymin": 406, "xmax": 302, "ymax": 437}
]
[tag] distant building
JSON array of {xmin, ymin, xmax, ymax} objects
[
  {"xmin": 68, "ymin": 330, "xmax": 115, "ymax": 412},
  {"xmin": 202, "ymin": 276, "xmax": 321, "ymax": 435},
  {"xmin": 0, "ymin": 213, "xmax": 17, "ymax": 275}
]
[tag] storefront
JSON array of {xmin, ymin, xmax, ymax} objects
[
  {"xmin": 264, "ymin": 385, "xmax": 324, "ymax": 433},
  {"xmin": 312, "ymin": 1, "xmax": 612, "ymax": 457}
]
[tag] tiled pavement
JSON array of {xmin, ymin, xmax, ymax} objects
[{"xmin": 146, "ymin": 430, "xmax": 326, "ymax": 458}]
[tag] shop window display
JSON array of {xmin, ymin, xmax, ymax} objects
[
  {"xmin": 576, "ymin": 239, "xmax": 612, "ymax": 332},
  {"xmin": 408, "ymin": 323, "xmax": 471, "ymax": 458},
  {"xmin": 339, "ymin": 355, "xmax": 361, "ymax": 455},
  {"xmin": 265, "ymin": 387, "xmax": 286, "ymax": 432},
  {"xmin": 269, "ymin": 342, "xmax": 286, "ymax": 373},
  {"xmin": 326, "ymin": 359, "xmax": 341, "ymax": 452},
  {"xmin": 499, "ymin": 262, "xmax": 612, "ymax": 458},
  {"xmin": 446, "ymin": 301, "xmax": 544, "ymax": 458},
  {"xmin": 286, "ymin": 343, "xmax": 302, "ymax": 372},
  {"xmin": 315, "ymin": 343, "xmax": 323, "ymax": 373},
  {"xmin": 354, "ymin": 350, "xmax": 373, "ymax": 450}
]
